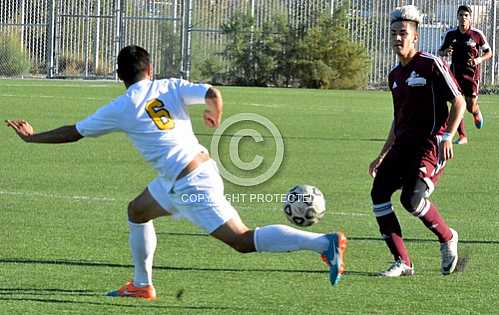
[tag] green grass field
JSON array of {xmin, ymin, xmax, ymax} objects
[{"xmin": 1, "ymin": 79, "xmax": 498, "ymax": 314}]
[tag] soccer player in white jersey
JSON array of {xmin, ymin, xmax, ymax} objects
[{"xmin": 6, "ymin": 45, "xmax": 347, "ymax": 299}]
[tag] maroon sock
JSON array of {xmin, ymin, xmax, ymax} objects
[
  {"xmin": 376, "ymin": 212, "xmax": 411, "ymax": 266},
  {"xmin": 457, "ymin": 119, "xmax": 466, "ymax": 138},
  {"xmin": 419, "ymin": 203, "xmax": 452, "ymax": 243}
]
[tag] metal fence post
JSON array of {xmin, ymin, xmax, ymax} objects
[
  {"xmin": 180, "ymin": 0, "xmax": 185, "ymax": 79},
  {"xmin": 114, "ymin": 0, "xmax": 123, "ymax": 81},
  {"xmin": 173, "ymin": 0, "xmax": 178, "ymax": 34},
  {"xmin": 46, "ymin": 0, "xmax": 56, "ymax": 78},
  {"xmin": 84, "ymin": 1, "xmax": 91, "ymax": 78},
  {"xmin": 20, "ymin": 0, "xmax": 25, "ymax": 53},
  {"xmin": 94, "ymin": 0, "xmax": 101, "ymax": 75},
  {"xmin": 186, "ymin": 0, "xmax": 193, "ymax": 80},
  {"xmin": 492, "ymin": 0, "xmax": 497, "ymax": 85},
  {"xmin": 180, "ymin": 0, "xmax": 192, "ymax": 80},
  {"xmin": 250, "ymin": 0, "xmax": 255, "ymax": 76}
]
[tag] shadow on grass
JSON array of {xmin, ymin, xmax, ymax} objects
[
  {"xmin": 0, "ymin": 296, "xmax": 249, "ymax": 311},
  {"xmin": 158, "ymin": 232, "xmax": 499, "ymax": 245},
  {"xmin": 0, "ymin": 287, "xmax": 99, "ymax": 297},
  {"xmin": 196, "ymin": 132, "xmax": 386, "ymax": 143},
  {"xmin": 0, "ymin": 257, "xmax": 375, "ymax": 277}
]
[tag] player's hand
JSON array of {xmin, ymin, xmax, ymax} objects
[
  {"xmin": 444, "ymin": 47, "xmax": 453, "ymax": 56},
  {"xmin": 5, "ymin": 119, "xmax": 34, "ymax": 142},
  {"xmin": 439, "ymin": 139, "xmax": 454, "ymax": 163},
  {"xmin": 203, "ymin": 110, "xmax": 221, "ymax": 128},
  {"xmin": 368, "ymin": 157, "xmax": 383, "ymax": 178},
  {"xmin": 466, "ymin": 57, "xmax": 483, "ymax": 67},
  {"xmin": 471, "ymin": 57, "xmax": 483, "ymax": 66}
]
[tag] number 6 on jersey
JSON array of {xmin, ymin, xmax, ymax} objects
[{"xmin": 145, "ymin": 99, "xmax": 175, "ymax": 130}]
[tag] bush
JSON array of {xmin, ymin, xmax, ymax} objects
[
  {"xmin": 57, "ymin": 55, "xmax": 93, "ymax": 76},
  {"xmin": 216, "ymin": 5, "xmax": 370, "ymax": 89},
  {"xmin": 480, "ymin": 85, "xmax": 499, "ymax": 95},
  {"xmin": 221, "ymin": 12, "xmax": 256, "ymax": 85},
  {"xmin": 159, "ymin": 22, "xmax": 182, "ymax": 78},
  {"xmin": 273, "ymin": 16, "xmax": 307, "ymax": 86},
  {"xmin": 198, "ymin": 54, "xmax": 225, "ymax": 84},
  {"xmin": 0, "ymin": 33, "xmax": 31, "ymax": 76},
  {"xmin": 297, "ymin": 7, "xmax": 370, "ymax": 89}
]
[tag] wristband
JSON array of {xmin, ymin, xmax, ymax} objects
[
  {"xmin": 441, "ymin": 132, "xmax": 452, "ymax": 142},
  {"xmin": 475, "ymin": 57, "xmax": 483, "ymax": 65}
]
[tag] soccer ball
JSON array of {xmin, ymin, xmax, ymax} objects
[{"xmin": 283, "ymin": 185, "xmax": 326, "ymax": 227}]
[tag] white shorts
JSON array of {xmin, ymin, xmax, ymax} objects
[{"xmin": 148, "ymin": 159, "xmax": 239, "ymax": 234}]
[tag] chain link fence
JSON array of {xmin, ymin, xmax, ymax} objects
[{"xmin": 1, "ymin": 0, "xmax": 498, "ymax": 86}]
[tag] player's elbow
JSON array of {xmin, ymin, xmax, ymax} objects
[
  {"xmin": 206, "ymin": 86, "xmax": 221, "ymax": 99},
  {"xmin": 205, "ymin": 87, "xmax": 223, "ymax": 112},
  {"xmin": 66, "ymin": 125, "xmax": 84, "ymax": 142}
]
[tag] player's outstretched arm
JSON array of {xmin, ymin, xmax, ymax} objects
[
  {"xmin": 5, "ymin": 120, "xmax": 83, "ymax": 144},
  {"xmin": 439, "ymin": 95, "xmax": 466, "ymax": 162},
  {"xmin": 203, "ymin": 87, "xmax": 223, "ymax": 128}
]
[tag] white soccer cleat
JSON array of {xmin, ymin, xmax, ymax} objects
[
  {"xmin": 440, "ymin": 228, "xmax": 458, "ymax": 275},
  {"xmin": 378, "ymin": 260, "xmax": 414, "ymax": 277}
]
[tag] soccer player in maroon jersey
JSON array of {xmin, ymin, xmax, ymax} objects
[
  {"xmin": 439, "ymin": 5, "xmax": 493, "ymax": 144},
  {"xmin": 368, "ymin": 5, "xmax": 466, "ymax": 277}
]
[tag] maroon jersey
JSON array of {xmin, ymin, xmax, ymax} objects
[
  {"xmin": 440, "ymin": 27, "xmax": 491, "ymax": 79},
  {"xmin": 388, "ymin": 52, "xmax": 461, "ymax": 147}
]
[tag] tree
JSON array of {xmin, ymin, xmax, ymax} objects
[
  {"xmin": 0, "ymin": 32, "xmax": 31, "ymax": 76},
  {"xmin": 221, "ymin": 12, "xmax": 255, "ymax": 85},
  {"xmin": 297, "ymin": 5, "xmax": 370, "ymax": 89},
  {"xmin": 215, "ymin": 5, "xmax": 370, "ymax": 89},
  {"xmin": 272, "ymin": 15, "xmax": 307, "ymax": 86}
]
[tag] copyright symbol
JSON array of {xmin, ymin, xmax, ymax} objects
[{"xmin": 210, "ymin": 113, "xmax": 284, "ymax": 186}]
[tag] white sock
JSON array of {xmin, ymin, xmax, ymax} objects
[
  {"xmin": 128, "ymin": 220, "xmax": 157, "ymax": 287},
  {"xmin": 253, "ymin": 224, "xmax": 329, "ymax": 253}
]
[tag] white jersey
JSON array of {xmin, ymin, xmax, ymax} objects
[{"xmin": 76, "ymin": 78, "xmax": 210, "ymax": 182}]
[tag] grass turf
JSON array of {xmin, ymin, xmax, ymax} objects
[{"xmin": 1, "ymin": 79, "xmax": 498, "ymax": 314}]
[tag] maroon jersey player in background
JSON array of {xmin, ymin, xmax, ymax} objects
[
  {"xmin": 368, "ymin": 5, "xmax": 466, "ymax": 277},
  {"xmin": 439, "ymin": 5, "xmax": 493, "ymax": 144}
]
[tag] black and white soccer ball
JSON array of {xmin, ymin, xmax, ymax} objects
[{"xmin": 283, "ymin": 185, "xmax": 326, "ymax": 227}]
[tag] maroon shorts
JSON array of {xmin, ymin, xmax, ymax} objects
[
  {"xmin": 373, "ymin": 138, "xmax": 445, "ymax": 198},
  {"xmin": 455, "ymin": 73, "xmax": 479, "ymax": 97}
]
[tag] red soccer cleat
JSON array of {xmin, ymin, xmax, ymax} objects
[{"xmin": 106, "ymin": 281, "xmax": 157, "ymax": 300}]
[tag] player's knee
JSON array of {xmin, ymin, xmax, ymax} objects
[
  {"xmin": 466, "ymin": 103, "xmax": 475, "ymax": 113},
  {"xmin": 371, "ymin": 184, "xmax": 388, "ymax": 205},
  {"xmin": 228, "ymin": 231, "xmax": 255, "ymax": 254},
  {"xmin": 465, "ymin": 98, "xmax": 477, "ymax": 112},
  {"xmin": 400, "ymin": 179, "xmax": 429, "ymax": 215},
  {"xmin": 400, "ymin": 191, "xmax": 423, "ymax": 215},
  {"xmin": 128, "ymin": 201, "xmax": 147, "ymax": 223}
]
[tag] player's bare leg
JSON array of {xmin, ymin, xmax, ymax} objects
[
  {"xmin": 107, "ymin": 188, "xmax": 170, "ymax": 300},
  {"xmin": 454, "ymin": 119, "xmax": 468, "ymax": 144},
  {"xmin": 401, "ymin": 179, "xmax": 458, "ymax": 275},
  {"xmin": 210, "ymin": 217, "xmax": 347, "ymax": 286},
  {"xmin": 210, "ymin": 215, "xmax": 255, "ymax": 253}
]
